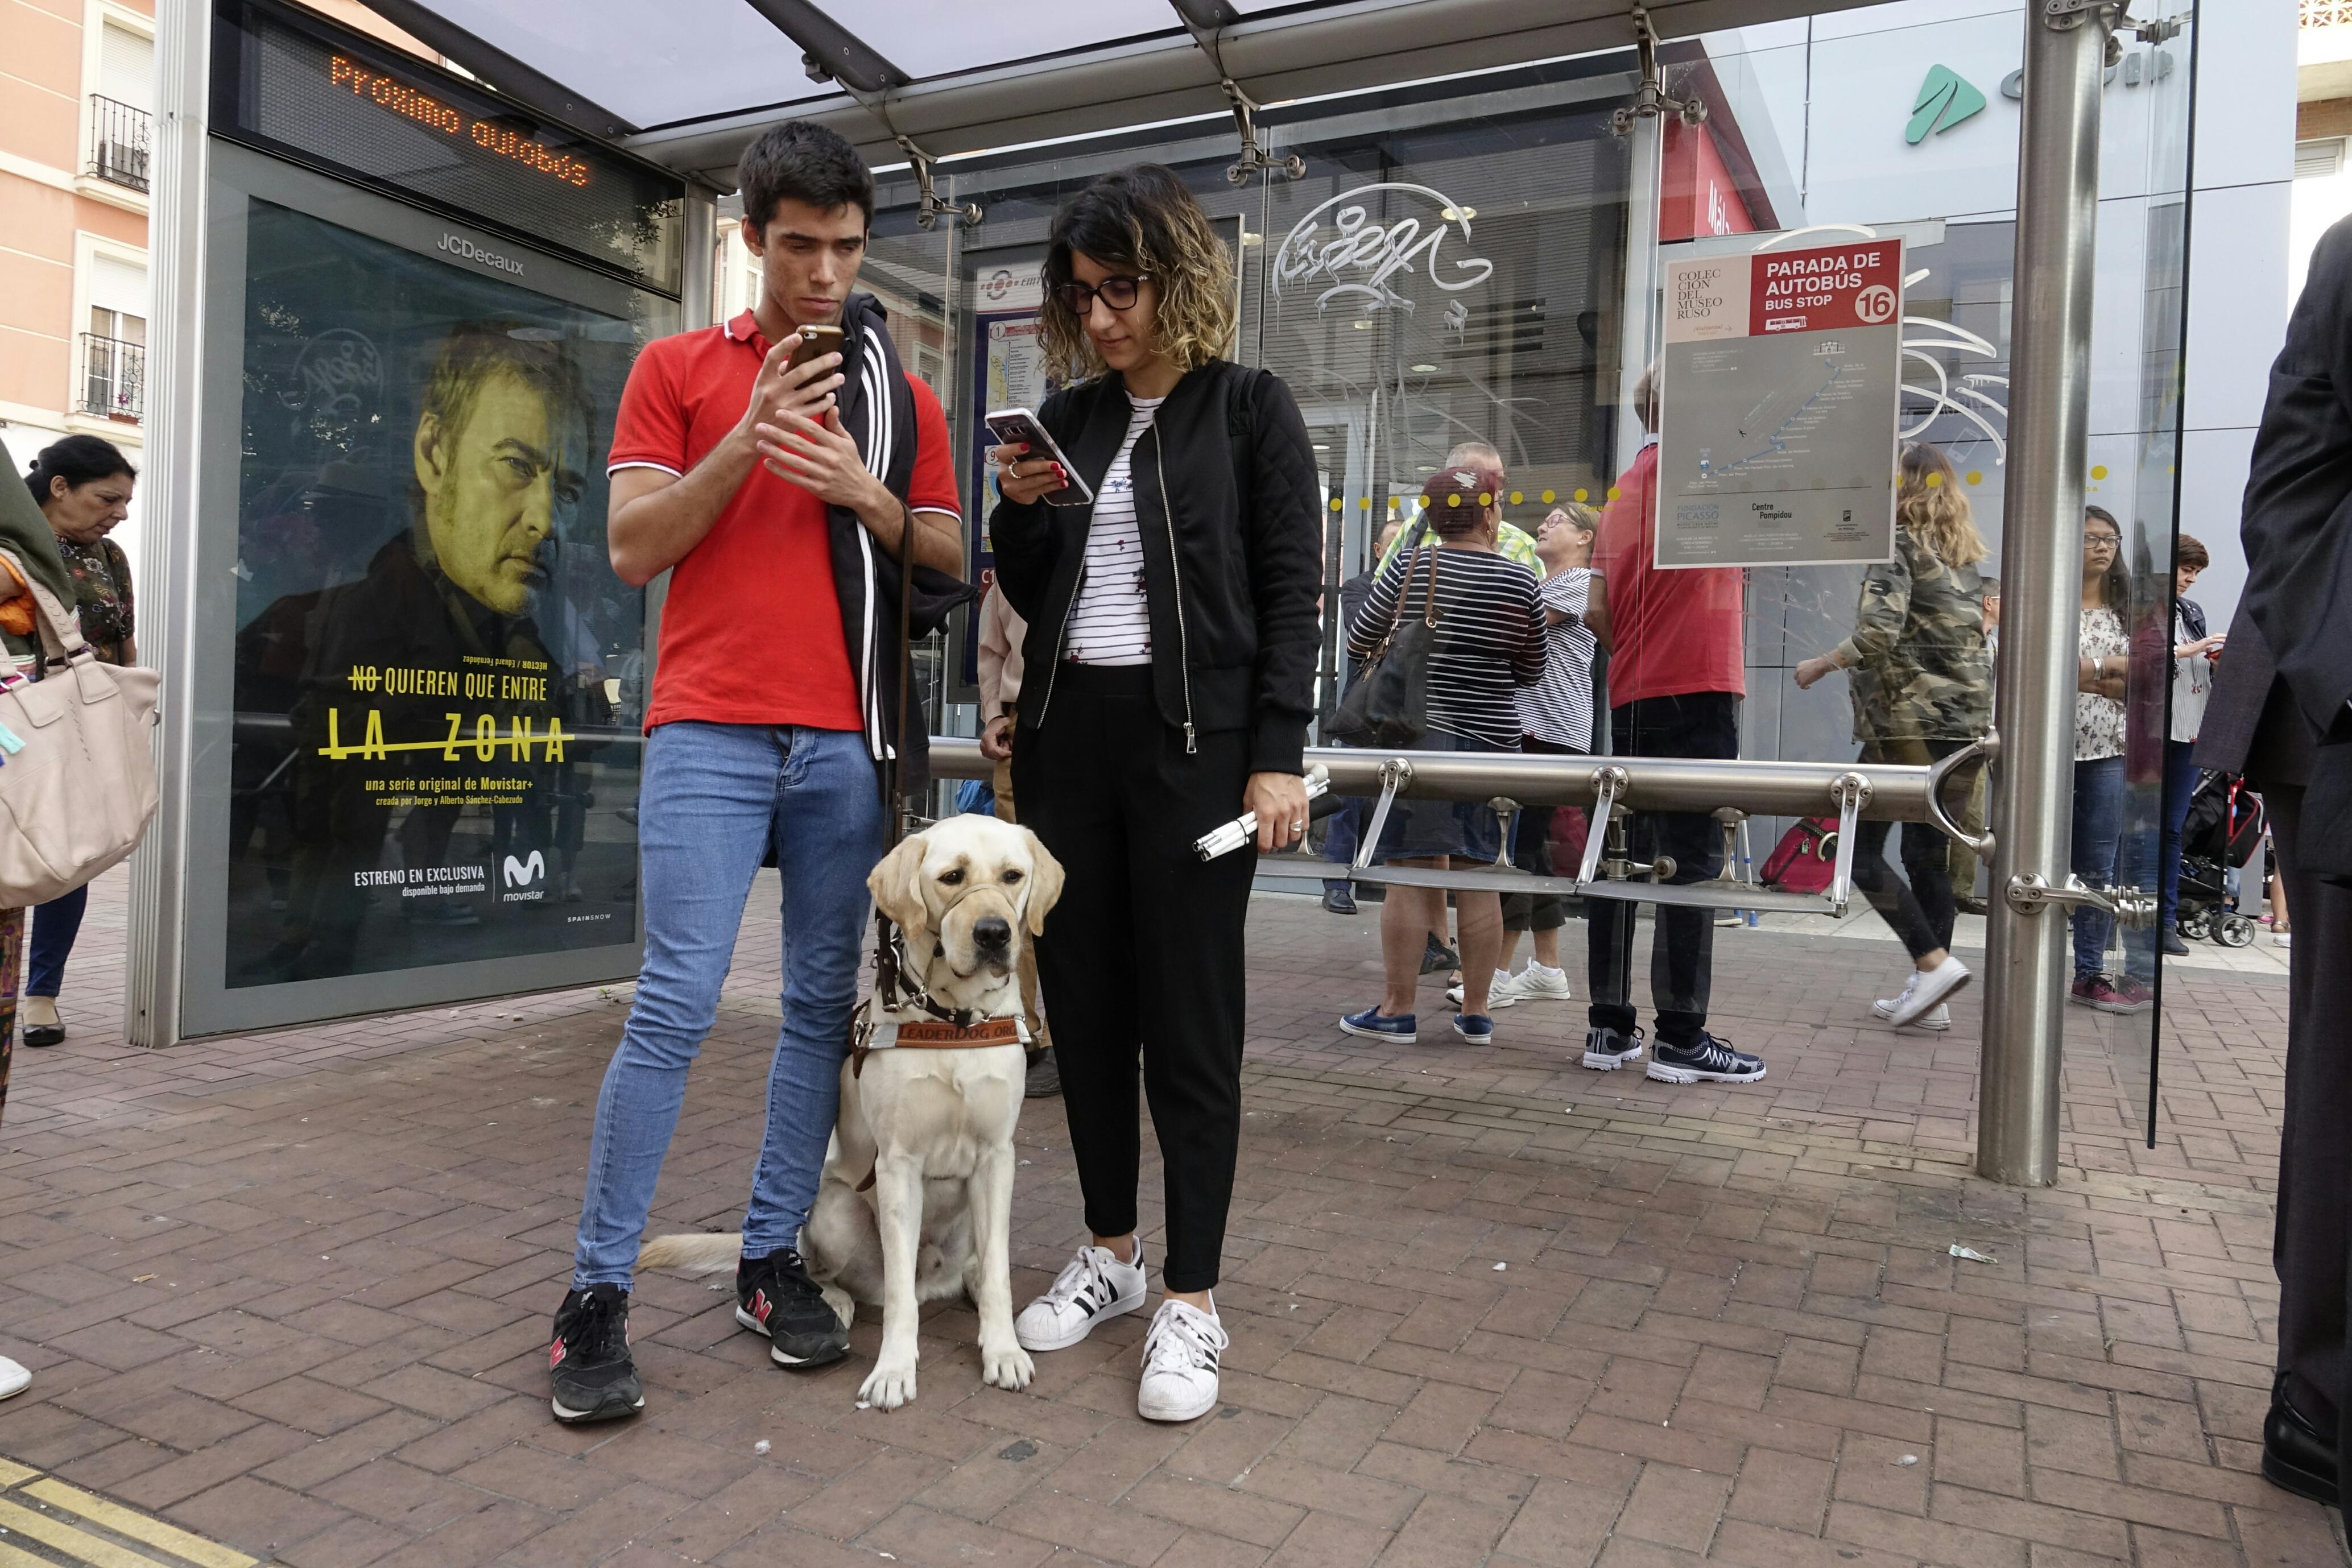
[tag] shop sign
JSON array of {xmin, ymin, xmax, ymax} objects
[
  {"xmin": 1654, "ymin": 237, "xmax": 1905, "ymax": 569},
  {"xmin": 1906, "ymin": 66, "xmax": 1987, "ymax": 144}
]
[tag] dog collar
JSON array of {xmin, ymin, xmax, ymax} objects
[{"xmin": 849, "ymin": 1000, "xmax": 1030, "ymax": 1079}]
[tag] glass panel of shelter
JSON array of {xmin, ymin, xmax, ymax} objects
[{"xmin": 879, "ymin": 7, "xmax": 2198, "ymax": 1148}]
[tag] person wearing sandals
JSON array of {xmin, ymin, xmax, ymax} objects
[
  {"xmin": 988, "ymin": 166, "xmax": 1321, "ymax": 1422},
  {"xmin": 1338, "ymin": 465, "xmax": 1544, "ymax": 1044},
  {"xmin": 18, "ymin": 437, "xmax": 138, "ymax": 1051}
]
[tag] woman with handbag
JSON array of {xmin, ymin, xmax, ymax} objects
[
  {"xmin": 1337, "ymin": 466, "xmax": 1544, "ymax": 1044},
  {"xmin": 19, "ymin": 437, "xmax": 137, "ymax": 1050},
  {"xmin": 987, "ymin": 164, "xmax": 1321, "ymax": 1422},
  {"xmin": 0, "ymin": 433, "xmax": 78, "ymax": 1401}
]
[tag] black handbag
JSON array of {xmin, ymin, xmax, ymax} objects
[{"xmin": 1326, "ymin": 537, "xmax": 1440, "ymax": 748}]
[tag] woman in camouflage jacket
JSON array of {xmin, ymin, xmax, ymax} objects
[{"xmin": 1795, "ymin": 441, "xmax": 1993, "ymax": 1030}]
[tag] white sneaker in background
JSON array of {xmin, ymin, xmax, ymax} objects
[
  {"xmin": 1888, "ymin": 954, "xmax": 1971, "ymax": 1027},
  {"xmin": 1510, "ymin": 962, "xmax": 1573, "ymax": 1002},
  {"xmin": 1870, "ymin": 997, "xmax": 1953, "ymax": 1032},
  {"xmin": 1483, "ymin": 969, "xmax": 1522, "ymax": 1008},
  {"xmin": 0, "ymin": 1356, "xmax": 28, "ymax": 1400},
  {"xmin": 1872, "ymin": 970, "xmax": 1921, "ymax": 1020},
  {"xmin": 1015, "ymin": 1242, "xmax": 1148, "ymax": 1353},
  {"xmin": 1136, "ymin": 1298, "xmax": 1227, "ymax": 1422}
]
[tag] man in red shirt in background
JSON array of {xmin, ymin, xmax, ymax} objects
[
  {"xmin": 547, "ymin": 122, "xmax": 965, "ymax": 1426},
  {"xmin": 1582, "ymin": 362, "xmax": 1768, "ymax": 1086}
]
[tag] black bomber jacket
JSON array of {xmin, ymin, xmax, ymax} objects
[{"xmin": 989, "ymin": 360, "xmax": 1324, "ymax": 775}]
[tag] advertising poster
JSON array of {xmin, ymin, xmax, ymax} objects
[
  {"xmin": 1655, "ymin": 238, "xmax": 1904, "ymax": 568},
  {"xmin": 227, "ymin": 199, "xmax": 650, "ymax": 986},
  {"xmin": 963, "ymin": 256, "xmax": 1049, "ymax": 682}
]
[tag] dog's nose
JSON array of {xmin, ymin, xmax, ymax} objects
[{"xmin": 973, "ymin": 915, "xmax": 1011, "ymax": 952}]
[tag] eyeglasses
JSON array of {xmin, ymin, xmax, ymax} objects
[
  {"xmin": 1053, "ymin": 275, "xmax": 1146, "ymax": 315},
  {"xmin": 2084, "ymin": 534, "xmax": 2121, "ymax": 549}
]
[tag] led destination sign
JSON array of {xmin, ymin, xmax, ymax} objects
[{"xmin": 214, "ymin": 0, "xmax": 683, "ymax": 292}]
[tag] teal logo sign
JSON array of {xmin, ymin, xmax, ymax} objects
[{"xmin": 1906, "ymin": 65, "xmax": 1988, "ymax": 144}]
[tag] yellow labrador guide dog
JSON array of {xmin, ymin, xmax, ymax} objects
[{"xmin": 640, "ymin": 813, "xmax": 1064, "ymax": 1409}]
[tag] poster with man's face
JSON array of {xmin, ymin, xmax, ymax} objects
[{"xmin": 227, "ymin": 200, "xmax": 650, "ymax": 986}]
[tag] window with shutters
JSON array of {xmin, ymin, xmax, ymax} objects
[{"xmin": 88, "ymin": 24, "xmax": 155, "ymax": 192}]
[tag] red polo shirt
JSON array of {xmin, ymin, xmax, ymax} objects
[
  {"xmin": 1593, "ymin": 441, "xmax": 1747, "ymax": 706},
  {"xmin": 607, "ymin": 311, "xmax": 960, "ymax": 731}
]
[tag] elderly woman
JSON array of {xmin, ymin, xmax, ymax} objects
[
  {"xmin": 1339, "ymin": 465, "xmax": 1544, "ymax": 1044},
  {"xmin": 19, "ymin": 437, "xmax": 138, "ymax": 1050}
]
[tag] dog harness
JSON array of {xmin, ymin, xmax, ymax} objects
[{"xmin": 848, "ymin": 924, "xmax": 1031, "ymax": 1080}]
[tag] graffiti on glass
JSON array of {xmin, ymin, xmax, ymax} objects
[{"xmin": 1271, "ymin": 183, "xmax": 1495, "ymax": 318}]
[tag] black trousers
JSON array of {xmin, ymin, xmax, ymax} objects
[
  {"xmin": 2268, "ymin": 784, "xmax": 2352, "ymax": 1448},
  {"xmin": 1012, "ymin": 665, "xmax": 1256, "ymax": 1294},
  {"xmin": 1850, "ymin": 737, "xmax": 1969, "ymax": 962},
  {"xmin": 1588, "ymin": 693, "xmax": 1739, "ymax": 1046}
]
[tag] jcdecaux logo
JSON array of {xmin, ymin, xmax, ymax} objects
[{"xmin": 1906, "ymin": 65, "xmax": 1987, "ymax": 144}]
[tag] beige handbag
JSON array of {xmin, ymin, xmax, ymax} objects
[{"xmin": 0, "ymin": 550, "xmax": 159, "ymax": 907}]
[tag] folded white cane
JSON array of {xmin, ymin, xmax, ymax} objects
[{"xmin": 1193, "ymin": 764, "xmax": 1333, "ymax": 861}]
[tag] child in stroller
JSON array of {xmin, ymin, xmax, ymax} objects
[{"xmin": 2175, "ymin": 769, "xmax": 2264, "ymax": 947}]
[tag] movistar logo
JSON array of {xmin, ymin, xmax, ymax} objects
[{"xmin": 1906, "ymin": 65, "xmax": 1987, "ymax": 144}]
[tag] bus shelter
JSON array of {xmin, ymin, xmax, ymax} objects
[{"xmin": 130, "ymin": 0, "xmax": 2259, "ymax": 1189}]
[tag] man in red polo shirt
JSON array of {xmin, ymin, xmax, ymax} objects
[
  {"xmin": 1582, "ymin": 362, "xmax": 1768, "ymax": 1087},
  {"xmin": 548, "ymin": 122, "xmax": 964, "ymax": 1425}
]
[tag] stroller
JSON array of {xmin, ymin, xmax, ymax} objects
[{"xmin": 2175, "ymin": 769, "xmax": 2264, "ymax": 947}]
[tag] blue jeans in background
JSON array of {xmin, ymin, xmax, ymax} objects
[
  {"xmin": 2157, "ymin": 738, "xmax": 2201, "ymax": 936},
  {"xmin": 2070, "ymin": 754, "xmax": 2154, "ymax": 983},
  {"xmin": 572, "ymin": 722, "xmax": 883, "ymax": 1289},
  {"xmin": 26, "ymin": 883, "xmax": 89, "ymax": 998}
]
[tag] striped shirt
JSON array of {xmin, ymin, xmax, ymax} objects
[
  {"xmin": 1346, "ymin": 546, "xmax": 1544, "ymax": 747},
  {"xmin": 1064, "ymin": 396, "xmax": 1163, "ymax": 666},
  {"xmin": 1518, "ymin": 567, "xmax": 1599, "ymax": 750}
]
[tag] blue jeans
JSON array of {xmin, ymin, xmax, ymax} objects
[
  {"xmin": 571, "ymin": 722, "xmax": 883, "ymax": 1289},
  {"xmin": 2157, "ymin": 738, "xmax": 2200, "ymax": 935},
  {"xmin": 2070, "ymin": 755, "xmax": 2153, "ymax": 983},
  {"xmin": 26, "ymin": 884, "xmax": 88, "ymax": 998}
]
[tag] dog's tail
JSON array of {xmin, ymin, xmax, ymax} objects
[{"xmin": 636, "ymin": 1232, "xmax": 745, "ymax": 1275}]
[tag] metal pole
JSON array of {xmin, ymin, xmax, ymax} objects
[
  {"xmin": 1978, "ymin": 0, "xmax": 2114, "ymax": 1185},
  {"xmin": 123, "ymin": 0, "xmax": 213, "ymax": 1048}
]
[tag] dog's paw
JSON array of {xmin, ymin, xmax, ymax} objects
[
  {"xmin": 981, "ymin": 1342, "xmax": 1035, "ymax": 1392},
  {"xmin": 821, "ymin": 1284, "xmax": 856, "ymax": 1331},
  {"xmin": 859, "ymin": 1359, "xmax": 919, "ymax": 1410}
]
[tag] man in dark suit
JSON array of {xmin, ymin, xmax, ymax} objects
[{"xmin": 2199, "ymin": 212, "xmax": 2352, "ymax": 1509}]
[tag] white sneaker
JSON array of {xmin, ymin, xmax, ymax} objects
[
  {"xmin": 1508, "ymin": 962, "xmax": 1573, "ymax": 1003},
  {"xmin": 1446, "ymin": 970, "xmax": 1510, "ymax": 1009},
  {"xmin": 1015, "ymin": 1242, "xmax": 1148, "ymax": 1352},
  {"xmin": 0, "ymin": 1356, "xmax": 28, "ymax": 1400},
  {"xmin": 1871, "ymin": 994, "xmax": 1952, "ymax": 1031},
  {"xmin": 1887, "ymin": 954, "xmax": 1970, "ymax": 1028},
  {"xmin": 1137, "ymin": 1298, "xmax": 1227, "ymax": 1422}
]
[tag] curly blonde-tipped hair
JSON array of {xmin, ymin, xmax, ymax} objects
[
  {"xmin": 1038, "ymin": 164, "xmax": 1235, "ymax": 383},
  {"xmin": 1898, "ymin": 441, "xmax": 1989, "ymax": 571}
]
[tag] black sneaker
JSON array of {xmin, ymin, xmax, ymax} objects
[
  {"xmin": 737, "ymin": 1248, "xmax": 850, "ymax": 1368},
  {"xmin": 1581, "ymin": 1024, "xmax": 1646, "ymax": 1071},
  {"xmin": 1420, "ymin": 935, "xmax": 1461, "ymax": 975},
  {"xmin": 549, "ymin": 1284, "xmax": 643, "ymax": 1424},
  {"xmin": 1647, "ymin": 1032, "xmax": 1767, "ymax": 1085}
]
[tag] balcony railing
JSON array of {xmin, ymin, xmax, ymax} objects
[
  {"xmin": 2306, "ymin": 0, "xmax": 2352, "ymax": 27},
  {"xmin": 86, "ymin": 95, "xmax": 151, "ymax": 193},
  {"xmin": 81, "ymin": 334, "xmax": 144, "ymax": 422}
]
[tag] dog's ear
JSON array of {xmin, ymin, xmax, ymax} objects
[
  {"xmin": 867, "ymin": 835, "xmax": 931, "ymax": 937},
  {"xmin": 1016, "ymin": 827, "xmax": 1065, "ymax": 936}
]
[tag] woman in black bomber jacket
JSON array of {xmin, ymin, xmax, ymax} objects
[{"xmin": 988, "ymin": 164, "xmax": 1322, "ymax": 1422}]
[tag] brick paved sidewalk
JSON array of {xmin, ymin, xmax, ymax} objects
[{"xmin": 0, "ymin": 871, "xmax": 2338, "ymax": 1567}]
